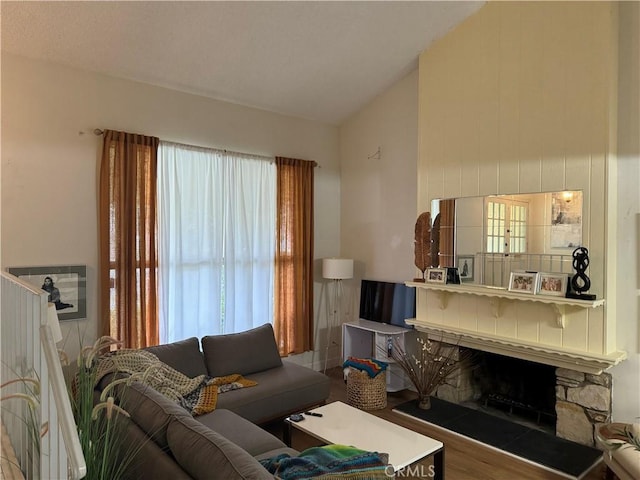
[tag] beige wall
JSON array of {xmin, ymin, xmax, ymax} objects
[
  {"xmin": 417, "ymin": 1, "xmax": 639, "ymax": 421},
  {"xmin": 614, "ymin": 0, "xmax": 640, "ymax": 423},
  {"xmin": 339, "ymin": 69, "xmax": 418, "ymax": 331},
  {"xmin": 0, "ymin": 54, "xmax": 340, "ymax": 365}
]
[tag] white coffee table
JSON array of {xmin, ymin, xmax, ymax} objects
[{"xmin": 284, "ymin": 401, "xmax": 444, "ymax": 479}]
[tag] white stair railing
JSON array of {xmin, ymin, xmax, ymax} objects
[{"xmin": 1, "ymin": 272, "xmax": 86, "ymax": 479}]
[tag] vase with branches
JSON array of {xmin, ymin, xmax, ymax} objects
[{"xmin": 389, "ymin": 333, "xmax": 474, "ymax": 410}]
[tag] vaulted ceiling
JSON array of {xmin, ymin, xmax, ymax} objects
[{"xmin": 1, "ymin": 1, "xmax": 484, "ymax": 125}]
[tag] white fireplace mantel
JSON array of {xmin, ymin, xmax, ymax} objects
[
  {"xmin": 406, "ymin": 320, "xmax": 626, "ymax": 375},
  {"xmin": 406, "ymin": 281, "xmax": 605, "ymax": 328},
  {"xmin": 406, "ymin": 281, "xmax": 626, "ymax": 374}
]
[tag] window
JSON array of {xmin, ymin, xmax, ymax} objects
[
  {"xmin": 485, "ymin": 198, "xmax": 528, "ymax": 255},
  {"xmin": 157, "ymin": 142, "xmax": 276, "ymax": 343},
  {"xmin": 101, "ymin": 131, "xmax": 314, "ymax": 353}
]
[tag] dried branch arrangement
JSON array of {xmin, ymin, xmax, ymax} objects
[{"xmin": 389, "ymin": 334, "xmax": 474, "ymax": 409}]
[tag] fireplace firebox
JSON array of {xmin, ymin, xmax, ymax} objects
[
  {"xmin": 435, "ymin": 343, "xmax": 613, "ymax": 446},
  {"xmin": 467, "ymin": 351, "xmax": 557, "ymax": 431}
]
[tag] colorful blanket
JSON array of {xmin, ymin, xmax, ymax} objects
[
  {"xmin": 260, "ymin": 444, "xmax": 390, "ymax": 480},
  {"xmin": 343, "ymin": 357, "xmax": 388, "ymax": 378},
  {"xmin": 95, "ymin": 349, "xmax": 256, "ymax": 416}
]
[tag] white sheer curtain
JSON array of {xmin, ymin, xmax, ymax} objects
[{"xmin": 157, "ymin": 141, "xmax": 276, "ymax": 343}]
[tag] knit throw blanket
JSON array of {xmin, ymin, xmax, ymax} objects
[
  {"xmin": 95, "ymin": 349, "xmax": 256, "ymax": 416},
  {"xmin": 260, "ymin": 445, "xmax": 390, "ymax": 480},
  {"xmin": 342, "ymin": 356, "xmax": 388, "ymax": 378}
]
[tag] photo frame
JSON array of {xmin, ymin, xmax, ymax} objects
[
  {"xmin": 426, "ymin": 267, "xmax": 447, "ymax": 284},
  {"xmin": 550, "ymin": 191, "xmax": 583, "ymax": 249},
  {"xmin": 446, "ymin": 267, "xmax": 461, "ymax": 285},
  {"xmin": 536, "ymin": 272, "xmax": 568, "ymax": 297},
  {"xmin": 457, "ymin": 256, "xmax": 474, "ymax": 282},
  {"xmin": 508, "ymin": 272, "xmax": 537, "ymax": 294},
  {"xmin": 7, "ymin": 265, "xmax": 87, "ymax": 320}
]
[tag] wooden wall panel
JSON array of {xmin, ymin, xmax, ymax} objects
[
  {"xmin": 416, "ymin": 1, "xmax": 617, "ymax": 361},
  {"xmin": 476, "ymin": 304, "xmax": 496, "ymax": 335},
  {"xmin": 563, "ymin": 312, "xmax": 589, "ymax": 352},
  {"xmin": 426, "ymin": 167, "xmax": 445, "ymax": 205},
  {"xmin": 458, "ymin": 296, "xmax": 478, "ymax": 331},
  {"xmin": 515, "ymin": 304, "xmax": 541, "ymax": 342},
  {"xmin": 495, "ymin": 311, "xmax": 517, "ymax": 339},
  {"xmin": 425, "ymin": 292, "xmax": 445, "ymax": 325},
  {"xmin": 539, "ymin": 316, "xmax": 563, "ymax": 347},
  {"xmin": 565, "ymin": 156, "xmax": 591, "ymax": 191},
  {"xmin": 589, "ymin": 155, "xmax": 607, "ymax": 295},
  {"xmin": 588, "ymin": 308, "xmax": 606, "ymax": 353}
]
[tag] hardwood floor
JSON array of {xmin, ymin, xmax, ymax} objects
[{"xmin": 269, "ymin": 367, "xmax": 607, "ymax": 480}]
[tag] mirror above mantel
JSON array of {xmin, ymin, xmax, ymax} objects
[{"xmin": 430, "ymin": 191, "xmax": 583, "ymax": 288}]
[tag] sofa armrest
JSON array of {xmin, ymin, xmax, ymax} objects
[
  {"xmin": 118, "ymin": 415, "xmax": 193, "ymax": 480},
  {"xmin": 167, "ymin": 414, "xmax": 274, "ymax": 480}
]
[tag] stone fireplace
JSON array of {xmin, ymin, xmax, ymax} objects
[{"xmin": 435, "ymin": 346, "xmax": 612, "ymax": 447}]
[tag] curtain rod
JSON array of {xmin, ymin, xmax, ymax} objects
[{"xmin": 93, "ymin": 129, "xmax": 319, "ymax": 167}]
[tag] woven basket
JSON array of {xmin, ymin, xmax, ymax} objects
[{"xmin": 346, "ymin": 367, "xmax": 387, "ymax": 410}]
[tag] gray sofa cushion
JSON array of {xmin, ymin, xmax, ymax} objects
[
  {"xmin": 215, "ymin": 361, "xmax": 330, "ymax": 424},
  {"xmin": 118, "ymin": 382, "xmax": 191, "ymax": 450},
  {"xmin": 167, "ymin": 414, "xmax": 273, "ymax": 480},
  {"xmin": 118, "ymin": 414, "xmax": 193, "ymax": 480},
  {"xmin": 197, "ymin": 409, "xmax": 287, "ymax": 456},
  {"xmin": 202, "ymin": 323, "xmax": 282, "ymax": 377},
  {"xmin": 144, "ymin": 337, "xmax": 208, "ymax": 378}
]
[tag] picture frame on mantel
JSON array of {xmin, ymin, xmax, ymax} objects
[
  {"xmin": 536, "ymin": 272, "xmax": 568, "ymax": 297},
  {"xmin": 426, "ymin": 267, "xmax": 447, "ymax": 284},
  {"xmin": 508, "ymin": 271, "xmax": 537, "ymax": 294},
  {"xmin": 457, "ymin": 255, "xmax": 474, "ymax": 282},
  {"xmin": 7, "ymin": 265, "xmax": 87, "ymax": 320}
]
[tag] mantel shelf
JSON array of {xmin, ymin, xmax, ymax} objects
[{"xmin": 405, "ymin": 281, "xmax": 605, "ymax": 328}]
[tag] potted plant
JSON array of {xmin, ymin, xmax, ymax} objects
[{"xmin": 67, "ymin": 336, "xmax": 146, "ymax": 480}]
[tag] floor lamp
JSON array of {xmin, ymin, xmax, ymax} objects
[{"xmin": 322, "ymin": 258, "xmax": 353, "ymax": 373}]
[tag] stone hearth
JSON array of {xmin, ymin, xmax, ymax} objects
[{"xmin": 555, "ymin": 368, "xmax": 612, "ymax": 446}]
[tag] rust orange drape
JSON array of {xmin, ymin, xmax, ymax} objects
[
  {"xmin": 99, "ymin": 130, "xmax": 160, "ymax": 349},
  {"xmin": 438, "ymin": 199, "xmax": 456, "ymax": 267},
  {"xmin": 274, "ymin": 157, "xmax": 315, "ymax": 355}
]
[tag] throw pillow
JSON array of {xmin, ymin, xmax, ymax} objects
[
  {"xmin": 144, "ymin": 337, "xmax": 208, "ymax": 378},
  {"xmin": 202, "ymin": 323, "xmax": 282, "ymax": 377}
]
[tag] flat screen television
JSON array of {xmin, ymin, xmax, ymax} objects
[{"xmin": 359, "ymin": 279, "xmax": 415, "ymax": 329}]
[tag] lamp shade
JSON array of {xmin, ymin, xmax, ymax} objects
[{"xmin": 322, "ymin": 258, "xmax": 354, "ymax": 280}]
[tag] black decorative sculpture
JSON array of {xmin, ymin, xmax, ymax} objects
[{"xmin": 567, "ymin": 246, "xmax": 596, "ymax": 300}]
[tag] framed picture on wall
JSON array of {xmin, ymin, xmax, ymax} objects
[
  {"xmin": 508, "ymin": 272, "xmax": 537, "ymax": 294},
  {"xmin": 550, "ymin": 191, "xmax": 583, "ymax": 249},
  {"xmin": 426, "ymin": 267, "xmax": 447, "ymax": 284},
  {"xmin": 7, "ymin": 265, "xmax": 87, "ymax": 320},
  {"xmin": 457, "ymin": 256, "xmax": 474, "ymax": 282}
]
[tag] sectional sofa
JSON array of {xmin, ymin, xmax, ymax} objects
[{"xmin": 99, "ymin": 323, "xmax": 331, "ymax": 479}]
